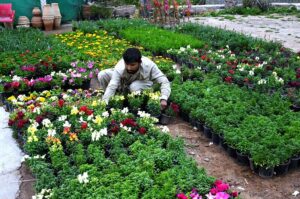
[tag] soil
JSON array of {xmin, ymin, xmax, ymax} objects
[{"xmin": 17, "ymin": 163, "xmax": 35, "ymax": 199}]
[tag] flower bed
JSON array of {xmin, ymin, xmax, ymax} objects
[{"xmin": 7, "ymin": 89, "xmax": 239, "ymax": 198}]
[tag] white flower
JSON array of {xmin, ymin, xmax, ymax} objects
[
  {"xmin": 180, "ymin": 47, "xmax": 185, "ymax": 52},
  {"xmin": 87, "ymin": 114, "xmax": 94, "ymax": 121},
  {"xmin": 91, "ymin": 128, "xmax": 107, "ymax": 141},
  {"xmin": 277, "ymin": 77, "xmax": 284, "ymax": 84},
  {"xmin": 239, "ymin": 67, "xmax": 244, "ymax": 72},
  {"xmin": 206, "ymin": 192, "xmax": 216, "ymax": 199},
  {"xmin": 292, "ymin": 190, "xmax": 299, "ymax": 197},
  {"xmin": 120, "ymin": 124, "xmax": 132, "ymax": 132},
  {"xmin": 63, "ymin": 121, "xmax": 72, "ymax": 128},
  {"xmin": 226, "ymin": 45, "xmax": 229, "ymax": 49},
  {"xmin": 62, "ymin": 94, "xmax": 69, "ymax": 100},
  {"xmin": 272, "ymin": 71, "xmax": 278, "ymax": 77},
  {"xmin": 258, "ymin": 79, "xmax": 267, "ymax": 85},
  {"xmin": 47, "ymin": 129, "xmax": 56, "ymax": 137},
  {"xmin": 256, "ymin": 63, "xmax": 263, "ymax": 69},
  {"xmin": 175, "ymin": 69, "xmax": 181, "ymax": 74},
  {"xmin": 17, "ymin": 95, "xmax": 26, "ymax": 101},
  {"xmin": 216, "ymin": 65, "xmax": 221, "ymax": 70},
  {"xmin": 160, "ymin": 126, "xmax": 170, "ymax": 133},
  {"xmin": 249, "ymin": 70, "xmax": 254, "ymax": 76},
  {"xmin": 51, "ymin": 71, "xmax": 56, "ymax": 76},
  {"xmin": 102, "ymin": 111, "xmax": 109, "ymax": 118},
  {"xmin": 58, "ymin": 115, "xmax": 67, "ymax": 121},
  {"xmin": 12, "ymin": 75, "xmax": 21, "ymax": 82},
  {"xmin": 172, "ymin": 64, "xmax": 177, "ymax": 70},
  {"xmin": 121, "ymin": 107, "xmax": 129, "ymax": 114},
  {"xmin": 42, "ymin": 119, "xmax": 52, "ymax": 128},
  {"xmin": 230, "ymin": 53, "xmax": 235, "ymax": 57},
  {"xmin": 137, "ymin": 111, "xmax": 150, "ymax": 118},
  {"xmin": 33, "ymin": 107, "xmax": 41, "ymax": 114},
  {"xmin": 263, "ymin": 61, "xmax": 267, "ymax": 65},
  {"xmin": 255, "ymin": 56, "xmax": 260, "ymax": 61},
  {"xmin": 77, "ymin": 172, "xmax": 89, "ymax": 184},
  {"xmin": 21, "ymin": 155, "xmax": 30, "ymax": 162},
  {"xmin": 50, "ymin": 96, "xmax": 58, "ymax": 101}
]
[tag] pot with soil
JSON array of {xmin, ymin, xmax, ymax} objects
[
  {"xmin": 258, "ymin": 166, "xmax": 274, "ymax": 178},
  {"xmin": 219, "ymin": 133, "xmax": 227, "ymax": 150},
  {"xmin": 203, "ymin": 125, "xmax": 212, "ymax": 138},
  {"xmin": 160, "ymin": 114, "xmax": 172, "ymax": 125},
  {"xmin": 274, "ymin": 159, "xmax": 291, "ymax": 176},
  {"xmin": 289, "ymin": 155, "xmax": 300, "ymax": 170},
  {"xmin": 227, "ymin": 145, "xmax": 237, "ymax": 159},
  {"xmin": 236, "ymin": 150, "xmax": 249, "ymax": 166},
  {"xmin": 211, "ymin": 131, "xmax": 220, "ymax": 145},
  {"xmin": 248, "ymin": 156, "xmax": 259, "ymax": 174},
  {"xmin": 196, "ymin": 120, "xmax": 204, "ymax": 131}
]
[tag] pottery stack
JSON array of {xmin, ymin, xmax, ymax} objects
[{"xmin": 17, "ymin": 16, "xmax": 30, "ymax": 28}]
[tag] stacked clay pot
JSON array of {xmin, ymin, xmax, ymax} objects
[
  {"xmin": 51, "ymin": 3, "xmax": 62, "ymax": 29},
  {"xmin": 17, "ymin": 16, "xmax": 30, "ymax": 28},
  {"xmin": 31, "ymin": 7, "xmax": 43, "ymax": 28},
  {"xmin": 42, "ymin": 4, "xmax": 54, "ymax": 31}
]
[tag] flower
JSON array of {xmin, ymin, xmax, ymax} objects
[
  {"xmin": 77, "ymin": 172, "xmax": 89, "ymax": 184},
  {"xmin": 176, "ymin": 193, "xmax": 188, "ymax": 199},
  {"xmin": 47, "ymin": 129, "xmax": 56, "ymax": 137},
  {"xmin": 42, "ymin": 119, "xmax": 52, "ymax": 128},
  {"xmin": 81, "ymin": 122, "xmax": 88, "ymax": 129},
  {"xmin": 216, "ymin": 183, "xmax": 229, "ymax": 192},
  {"xmin": 102, "ymin": 111, "xmax": 109, "ymax": 118},
  {"xmin": 71, "ymin": 106, "xmax": 79, "ymax": 115},
  {"xmin": 93, "ymin": 115, "xmax": 103, "ymax": 125},
  {"xmin": 215, "ymin": 192, "xmax": 230, "ymax": 199},
  {"xmin": 138, "ymin": 127, "xmax": 147, "ymax": 135},
  {"xmin": 58, "ymin": 99, "xmax": 64, "ymax": 107},
  {"xmin": 91, "ymin": 128, "xmax": 107, "ymax": 141},
  {"xmin": 206, "ymin": 192, "xmax": 216, "ymax": 199},
  {"xmin": 231, "ymin": 191, "xmax": 238, "ymax": 197}
]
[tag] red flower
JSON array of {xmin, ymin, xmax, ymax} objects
[
  {"xmin": 201, "ymin": 55, "xmax": 207, "ymax": 60},
  {"xmin": 214, "ymin": 180, "xmax": 223, "ymax": 186},
  {"xmin": 244, "ymin": 78, "xmax": 249, "ymax": 83},
  {"xmin": 35, "ymin": 115, "xmax": 44, "ymax": 123},
  {"xmin": 216, "ymin": 183, "xmax": 230, "ymax": 192},
  {"xmin": 228, "ymin": 69, "xmax": 235, "ymax": 74},
  {"xmin": 81, "ymin": 122, "xmax": 88, "ymax": 129},
  {"xmin": 232, "ymin": 191, "xmax": 238, "ymax": 197},
  {"xmin": 138, "ymin": 127, "xmax": 147, "ymax": 135},
  {"xmin": 58, "ymin": 99, "xmax": 64, "ymax": 107},
  {"xmin": 17, "ymin": 119, "xmax": 27, "ymax": 128},
  {"xmin": 17, "ymin": 111, "xmax": 24, "ymax": 119},
  {"xmin": 121, "ymin": 118, "xmax": 137, "ymax": 127},
  {"xmin": 176, "ymin": 193, "xmax": 188, "ymax": 199},
  {"xmin": 86, "ymin": 109, "xmax": 93, "ymax": 116},
  {"xmin": 224, "ymin": 76, "xmax": 233, "ymax": 83},
  {"xmin": 296, "ymin": 74, "xmax": 300, "ymax": 79},
  {"xmin": 79, "ymin": 106, "xmax": 88, "ymax": 112},
  {"xmin": 8, "ymin": 119, "xmax": 14, "ymax": 126},
  {"xmin": 111, "ymin": 125, "xmax": 120, "ymax": 133},
  {"xmin": 11, "ymin": 81, "xmax": 20, "ymax": 88},
  {"xmin": 210, "ymin": 188, "xmax": 218, "ymax": 195},
  {"xmin": 170, "ymin": 102, "xmax": 180, "ymax": 113}
]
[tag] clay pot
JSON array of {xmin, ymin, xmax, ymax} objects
[
  {"xmin": 82, "ymin": 5, "xmax": 91, "ymax": 19},
  {"xmin": 42, "ymin": 16, "xmax": 54, "ymax": 31},
  {"xmin": 42, "ymin": 4, "xmax": 54, "ymax": 17},
  {"xmin": 31, "ymin": 16, "xmax": 43, "ymax": 28},
  {"xmin": 18, "ymin": 16, "xmax": 30, "ymax": 26},
  {"xmin": 54, "ymin": 16, "xmax": 62, "ymax": 29},
  {"xmin": 32, "ymin": 7, "xmax": 42, "ymax": 16},
  {"xmin": 51, "ymin": 3, "xmax": 61, "ymax": 17}
]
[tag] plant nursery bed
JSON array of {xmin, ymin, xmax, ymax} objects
[{"xmin": 168, "ymin": 118, "xmax": 300, "ymax": 199}]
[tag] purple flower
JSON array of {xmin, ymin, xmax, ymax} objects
[
  {"xmin": 88, "ymin": 72, "xmax": 94, "ymax": 79},
  {"xmin": 215, "ymin": 192, "xmax": 230, "ymax": 199},
  {"xmin": 63, "ymin": 76, "xmax": 68, "ymax": 81},
  {"xmin": 95, "ymin": 69, "xmax": 99, "ymax": 75},
  {"xmin": 87, "ymin": 61, "xmax": 94, "ymax": 69},
  {"xmin": 78, "ymin": 67, "xmax": 87, "ymax": 73},
  {"xmin": 69, "ymin": 79, "xmax": 74, "ymax": 84},
  {"xmin": 70, "ymin": 61, "xmax": 77, "ymax": 67}
]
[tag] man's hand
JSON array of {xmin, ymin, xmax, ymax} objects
[{"xmin": 160, "ymin": 99, "xmax": 168, "ymax": 110}]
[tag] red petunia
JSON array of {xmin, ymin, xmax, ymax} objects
[
  {"xmin": 216, "ymin": 183, "xmax": 230, "ymax": 192},
  {"xmin": 35, "ymin": 115, "xmax": 44, "ymax": 123},
  {"xmin": 214, "ymin": 179, "xmax": 223, "ymax": 186},
  {"xmin": 228, "ymin": 69, "xmax": 235, "ymax": 74},
  {"xmin": 210, "ymin": 188, "xmax": 218, "ymax": 195},
  {"xmin": 224, "ymin": 76, "xmax": 233, "ymax": 83},
  {"xmin": 176, "ymin": 193, "xmax": 188, "ymax": 199},
  {"xmin": 121, "ymin": 118, "xmax": 137, "ymax": 127},
  {"xmin": 81, "ymin": 122, "xmax": 88, "ymax": 129},
  {"xmin": 8, "ymin": 119, "xmax": 14, "ymax": 126},
  {"xmin": 58, "ymin": 99, "xmax": 64, "ymax": 107},
  {"xmin": 232, "ymin": 191, "xmax": 238, "ymax": 197},
  {"xmin": 17, "ymin": 111, "xmax": 24, "ymax": 119},
  {"xmin": 138, "ymin": 127, "xmax": 147, "ymax": 135},
  {"xmin": 11, "ymin": 81, "xmax": 20, "ymax": 88},
  {"xmin": 86, "ymin": 109, "xmax": 93, "ymax": 116},
  {"xmin": 79, "ymin": 106, "xmax": 88, "ymax": 112}
]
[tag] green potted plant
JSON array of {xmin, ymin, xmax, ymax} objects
[
  {"xmin": 146, "ymin": 98, "xmax": 161, "ymax": 119},
  {"xmin": 160, "ymin": 102, "xmax": 180, "ymax": 125}
]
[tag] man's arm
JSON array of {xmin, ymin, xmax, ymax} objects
[
  {"xmin": 150, "ymin": 63, "xmax": 171, "ymax": 102},
  {"xmin": 102, "ymin": 68, "xmax": 122, "ymax": 104}
]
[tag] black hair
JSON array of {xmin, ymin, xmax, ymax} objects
[{"xmin": 123, "ymin": 48, "xmax": 142, "ymax": 64}]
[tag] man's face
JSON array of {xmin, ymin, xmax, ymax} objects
[{"xmin": 125, "ymin": 62, "xmax": 140, "ymax": 74}]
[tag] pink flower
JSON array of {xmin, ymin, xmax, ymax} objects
[
  {"xmin": 216, "ymin": 183, "xmax": 229, "ymax": 192},
  {"xmin": 176, "ymin": 193, "xmax": 188, "ymax": 199},
  {"xmin": 210, "ymin": 188, "xmax": 218, "ymax": 195},
  {"xmin": 88, "ymin": 72, "xmax": 94, "ymax": 79},
  {"xmin": 87, "ymin": 61, "xmax": 94, "ymax": 69},
  {"xmin": 206, "ymin": 192, "xmax": 216, "ymax": 199},
  {"xmin": 215, "ymin": 192, "xmax": 230, "ymax": 199}
]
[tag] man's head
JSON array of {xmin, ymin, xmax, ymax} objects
[{"xmin": 123, "ymin": 48, "xmax": 142, "ymax": 74}]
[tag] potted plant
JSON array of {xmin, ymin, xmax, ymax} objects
[
  {"xmin": 127, "ymin": 91, "xmax": 144, "ymax": 114},
  {"xmin": 146, "ymin": 98, "xmax": 161, "ymax": 119},
  {"xmin": 160, "ymin": 102, "xmax": 179, "ymax": 125}
]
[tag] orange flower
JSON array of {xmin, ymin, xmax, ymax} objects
[
  {"xmin": 63, "ymin": 127, "xmax": 71, "ymax": 134},
  {"xmin": 69, "ymin": 133, "xmax": 78, "ymax": 141}
]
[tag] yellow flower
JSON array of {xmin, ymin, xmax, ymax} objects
[
  {"xmin": 37, "ymin": 97, "xmax": 46, "ymax": 103},
  {"xmin": 93, "ymin": 115, "xmax": 103, "ymax": 125},
  {"xmin": 7, "ymin": 96, "xmax": 16, "ymax": 102},
  {"xmin": 92, "ymin": 100, "xmax": 98, "ymax": 107},
  {"xmin": 27, "ymin": 104, "xmax": 35, "ymax": 110},
  {"xmin": 71, "ymin": 106, "xmax": 79, "ymax": 115},
  {"xmin": 28, "ymin": 125, "xmax": 37, "ymax": 134}
]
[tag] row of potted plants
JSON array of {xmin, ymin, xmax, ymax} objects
[
  {"xmin": 8, "ymin": 88, "xmax": 238, "ymax": 198},
  {"xmin": 170, "ymin": 75, "xmax": 300, "ymax": 177}
]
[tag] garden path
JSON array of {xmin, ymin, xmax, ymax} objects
[
  {"xmin": 0, "ymin": 107, "xmax": 24, "ymax": 199},
  {"xmin": 188, "ymin": 15, "xmax": 300, "ymax": 52}
]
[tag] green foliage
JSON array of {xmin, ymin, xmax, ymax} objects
[{"xmin": 120, "ymin": 26, "xmax": 204, "ymax": 54}]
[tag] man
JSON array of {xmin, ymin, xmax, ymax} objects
[{"xmin": 98, "ymin": 48, "xmax": 170, "ymax": 110}]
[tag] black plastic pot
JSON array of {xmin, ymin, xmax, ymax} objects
[
  {"xmin": 196, "ymin": 121, "xmax": 204, "ymax": 131},
  {"xmin": 219, "ymin": 134, "xmax": 227, "ymax": 150},
  {"xmin": 160, "ymin": 114, "xmax": 172, "ymax": 125},
  {"xmin": 249, "ymin": 156, "xmax": 259, "ymax": 174},
  {"xmin": 211, "ymin": 131, "xmax": 220, "ymax": 145},
  {"xmin": 203, "ymin": 125, "xmax": 212, "ymax": 138},
  {"xmin": 258, "ymin": 166, "xmax": 274, "ymax": 178},
  {"xmin": 189, "ymin": 118, "xmax": 196, "ymax": 127},
  {"xmin": 180, "ymin": 111, "xmax": 189, "ymax": 122},
  {"xmin": 289, "ymin": 155, "xmax": 300, "ymax": 170},
  {"xmin": 227, "ymin": 145, "xmax": 237, "ymax": 158},
  {"xmin": 236, "ymin": 151, "xmax": 249, "ymax": 166},
  {"xmin": 275, "ymin": 159, "xmax": 291, "ymax": 176},
  {"xmin": 290, "ymin": 104, "xmax": 300, "ymax": 112}
]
